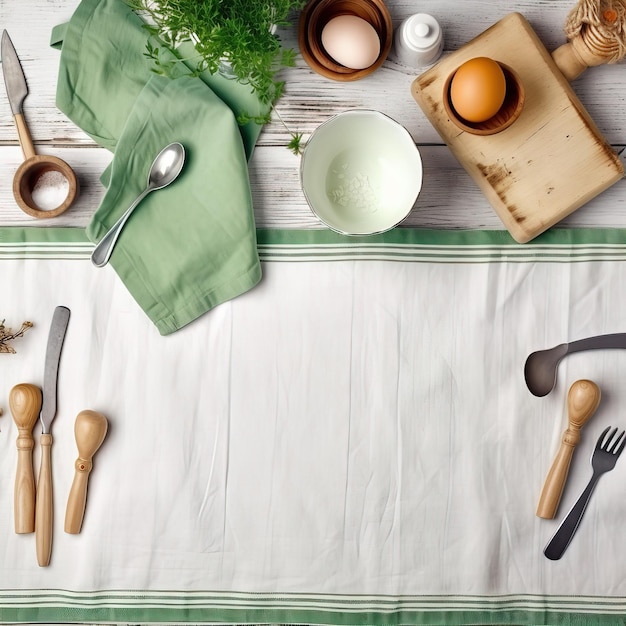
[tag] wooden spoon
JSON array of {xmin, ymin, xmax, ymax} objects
[
  {"xmin": 64, "ymin": 410, "xmax": 108, "ymax": 534},
  {"xmin": 9, "ymin": 383, "xmax": 42, "ymax": 533},
  {"xmin": 536, "ymin": 379, "xmax": 601, "ymax": 519}
]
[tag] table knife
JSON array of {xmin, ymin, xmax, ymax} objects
[
  {"xmin": 1, "ymin": 30, "xmax": 36, "ymax": 160},
  {"xmin": 35, "ymin": 305, "xmax": 70, "ymax": 567}
]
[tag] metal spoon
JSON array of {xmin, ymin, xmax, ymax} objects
[
  {"xmin": 91, "ymin": 142, "xmax": 186, "ymax": 268},
  {"xmin": 524, "ymin": 333, "xmax": 626, "ymax": 397}
]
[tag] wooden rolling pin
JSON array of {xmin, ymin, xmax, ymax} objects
[
  {"xmin": 65, "ymin": 410, "xmax": 108, "ymax": 534},
  {"xmin": 536, "ymin": 379, "xmax": 601, "ymax": 519},
  {"xmin": 9, "ymin": 383, "xmax": 42, "ymax": 534}
]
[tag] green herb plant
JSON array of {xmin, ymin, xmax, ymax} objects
[{"xmin": 126, "ymin": 0, "xmax": 306, "ymax": 154}]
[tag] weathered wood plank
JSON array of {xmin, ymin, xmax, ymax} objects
[
  {"xmin": 0, "ymin": 0, "xmax": 624, "ymax": 146},
  {"xmin": 0, "ymin": 0, "xmax": 624, "ymax": 230},
  {"xmin": 1, "ymin": 145, "xmax": 623, "ymax": 230}
]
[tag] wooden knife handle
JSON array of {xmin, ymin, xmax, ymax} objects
[
  {"xmin": 14, "ymin": 113, "xmax": 36, "ymax": 160},
  {"xmin": 35, "ymin": 433, "xmax": 53, "ymax": 567}
]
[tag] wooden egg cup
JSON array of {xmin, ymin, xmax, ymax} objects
[
  {"xmin": 299, "ymin": 0, "xmax": 393, "ymax": 81},
  {"xmin": 536, "ymin": 379, "xmax": 601, "ymax": 519},
  {"xmin": 443, "ymin": 62, "xmax": 525, "ymax": 135}
]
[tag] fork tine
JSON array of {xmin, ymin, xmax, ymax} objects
[
  {"xmin": 609, "ymin": 430, "xmax": 626, "ymax": 455},
  {"xmin": 604, "ymin": 427, "xmax": 618, "ymax": 449},
  {"xmin": 604, "ymin": 427, "xmax": 619, "ymax": 450},
  {"xmin": 597, "ymin": 426, "xmax": 613, "ymax": 450}
]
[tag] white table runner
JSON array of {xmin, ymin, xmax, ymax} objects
[{"xmin": 2, "ymin": 227, "xmax": 626, "ymax": 625}]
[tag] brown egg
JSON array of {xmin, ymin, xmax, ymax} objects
[{"xmin": 449, "ymin": 57, "xmax": 506, "ymax": 123}]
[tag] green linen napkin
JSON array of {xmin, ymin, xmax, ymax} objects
[{"xmin": 51, "ymin": 0, "xmax": 272, "ymax": 335}]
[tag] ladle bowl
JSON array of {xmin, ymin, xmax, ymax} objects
[{"xmin": 525, "ymin": 333, "xmax": 626, "ymax": 397}]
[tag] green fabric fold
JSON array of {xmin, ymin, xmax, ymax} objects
[{"xmin": 52, "ymin": 0, "xmax": 271, "ymax": 335}]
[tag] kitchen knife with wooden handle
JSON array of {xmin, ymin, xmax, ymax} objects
[
  {"xmin": 35, "ymin": 305, "xmax": 70, "ymax": 567},
  {"xmin": 1, "ymin": 30, "xmax": 35, "ymax": 161}
]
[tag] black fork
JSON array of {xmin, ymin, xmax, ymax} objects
[{"xmin": 544, "ymin": 426, "xmax": 626, "ymax": 560}]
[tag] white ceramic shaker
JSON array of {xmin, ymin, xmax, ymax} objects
[{"xmin": 392, "ymin": 13, "xmax": 443, "ymax": 69}]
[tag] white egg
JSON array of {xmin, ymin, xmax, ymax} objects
[{"xmin": 321, "ymin": 15, "xmax": 381, "ymax": 70}]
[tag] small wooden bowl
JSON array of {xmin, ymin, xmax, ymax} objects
[
  {"xmin": 443, "ymin": 62, "xmax": 525, "ymax": 135},
  {"xmin": 13, "ymin": 155, "xmax": 78, "ymax": 219},
  {"xmin": 299, "ymin": 0, "xmax": 393, "ymax": 81}
]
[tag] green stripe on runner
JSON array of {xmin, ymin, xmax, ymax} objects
[
  {"xmin": 1, "ymin": 604, "xmax": 625, "ymax": 625},
  {"xmin": 2, "ymin": 226, "xmax": 626, "ymax": 247},
  {"xmin": 0, "ymin": 227, "xmax": 89, "ymax": 245},
  {"xmin": 3, "ymin": 226, "xmax": 626, "ymax": 263},
  {"xmin": 255, "ymin": 227, "xmax": 626, "ymax": 247}
]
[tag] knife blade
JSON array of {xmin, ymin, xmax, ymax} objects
[
  {"xmin": 40, "ymin": 306, "xmax": 70, "ymax": 434},
  {"xmin": 1, "ymin": 30, "xmax": 35, "ymax": 161},
  {"xmin": 35, "ymin": 305, "xmax": 70, "ymax": 567},
  {"xmin": 1, "ymin": 30, "xmax": 28, "ymax": 115}
]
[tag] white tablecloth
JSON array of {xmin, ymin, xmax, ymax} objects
[{"xmin": 1, "ymin": 226, "xmax": 626, "ymax": 625}]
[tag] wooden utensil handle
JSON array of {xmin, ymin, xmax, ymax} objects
[
  {"xmin": 65, "ymin": 410, "xmax": 108, "ymax": 533},
  {"xmin": 64, "ymin": 459, "xmax": 92, "ymax": 534},
  {"xmin": 35, "ymin": 433, "xmax": 53, "ymax": 567},
  {"xmin": 14, "ymin": 113, "xmax": 36, "ymax": 160},
  {"xmin": 552, "ymin": 40, "xmax": 608, "ymax": 82},
  {"xmin": 536, "ymin": 433, "xmax": 578, "ymax": 519},
  {"xmin": 14, "ymin": 431, "xmax": 36, "ymax": 533},
  {"xmin": 9, "ymin": 383, "xmax": 42, "ymax": 533}
]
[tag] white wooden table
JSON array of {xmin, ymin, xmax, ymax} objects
[
  {"xmin": 1, "ymin": 5, "xmax": 626, "ymax": 625},
  {"xmin": 0, "ymin": 0, "xmax": 624, "ymax": 232}
]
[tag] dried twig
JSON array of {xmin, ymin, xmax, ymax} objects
[{"xmin": 0, "ymin": 319, "xmax": 33, "ymax": 353}]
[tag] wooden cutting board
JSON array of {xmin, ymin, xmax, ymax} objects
[{"xmin": 411, "ymin": 12, "xmax": 624, "ymax": 243}]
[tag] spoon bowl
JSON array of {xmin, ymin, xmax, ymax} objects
[{"xmin": 91, "ymin": 142, "xmax": 186, "ymax": 268}]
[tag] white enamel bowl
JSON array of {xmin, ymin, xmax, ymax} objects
[{"xmin": 300, "ymin": 110, "xmax": 423, "ymax": 235}]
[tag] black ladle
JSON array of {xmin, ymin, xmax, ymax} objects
[{"xmin": 524, "ymin": 333, "xmax": 626, "ymax": 397}]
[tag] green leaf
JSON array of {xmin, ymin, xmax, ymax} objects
[{"xmin": 125, "ymin": 0, "xmax": 306, "ymax": 151}]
